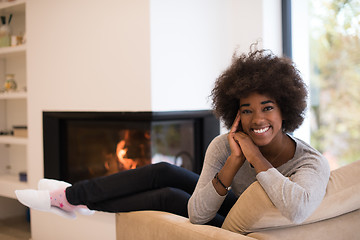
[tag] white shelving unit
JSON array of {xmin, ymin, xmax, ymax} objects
[
  {"xmin": 0, "ymin": 0, "xmax": 25, "ymax": 10},
  {"xmin": 0, "ymin": 0, "xmax": 28, "ymax": 200},
  {"xmin": 0, "ymin": 44, "xmax": 25, "ymax": 56},
  {"xmin": 0, "ymin": 90, "xmax": 27, "ymax": 99},
  {"xmin": 0, "ymin": 173, "xmax": 28, "ymax": 198},
  {"xmin": 0, "ymin": 135, "xmax": 27, "ymax": 144}
]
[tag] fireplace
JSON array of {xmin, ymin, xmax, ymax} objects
[{"xmin": 43, "ymin": 111, "xmax": 219, "ymax": 183}]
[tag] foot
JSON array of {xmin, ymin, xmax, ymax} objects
[
  {"xmin": 15, "ymin": 189, "xmax": 51, "ymax": 211},
  {"xmin": 38, "ymin": 178, "xmax": 71, "ymax": 191},
  {"xmin": 15, "ymin": 189, "xmax": 77, "ymax": 219},
  {"xmin": 39, "ymin": 179, "xmax": 95, "ymax": 216},
  {"xmin": 15, "ymin": 179, "xmax": 95, "ymax": 219}
]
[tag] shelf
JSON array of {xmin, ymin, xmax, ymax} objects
[
  {"xmin": 0, "ymin": 0, "xmax": 28, "ymax": 207},
  {"xmin": 0, "ymin": 44, "xmax": 26, "ymax": 58},
  {"xmin": 0, "ymin": 91, "xmax": 27, "ymax": 99},
  {"xmin": 0, "ymin": 136, "xmax": 27, "ymax": 145},
  {"xmin": 0, "ymin": 174, "xmax": 28, "ymax": 199},
  {"xmin": 0, "ymin": 0, "xmax": 25, "ymax": 13}
]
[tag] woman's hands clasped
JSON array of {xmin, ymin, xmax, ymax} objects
[
  {"xmin": 228, "ymin": 111, "xmax": 263, "ymax": 168},
  {"xmin": 227, "ymin": 111, "xmax": 246, "ymax": 166},
  {"xmin": 213, "ymin": 111, "xmax": 261, "ymax": 195}
]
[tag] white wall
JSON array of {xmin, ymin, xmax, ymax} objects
[
  {"xmin": 262, "ymin": 0, "xmax": 282, "ymax": 55},
  {"xmin": 150, "ymin": 0, "xmax": 234, "ymax": 111},
  {"xmin": 291, "ymin": 0, "xmax": 311, "ymax": 143},
  {"xmin": 230, "ymin": 0, "xmax": 264, "ymax": 52},
  {"xmin": 25, "ymin": 0, "xmax": 281, "ymax": 239},
  {"xmin": 150, "ymin": 0, "xmax": 282, "ymax": 111},
  {"xmin": 27, "ymin": 0, "xmax": 152, "ymax": 112},
  {"xmin": 27, "ymin": 0, "xmax": 151, "ymax": 239}
]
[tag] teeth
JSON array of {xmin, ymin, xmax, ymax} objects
[{"xmin": 253, "ymin": 127, "xmax": 269, "ymax": 134}]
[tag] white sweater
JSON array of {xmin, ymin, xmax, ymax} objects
[{"xmin": 188, "ymin": 134, "xmax": 330, "ymax": 224}]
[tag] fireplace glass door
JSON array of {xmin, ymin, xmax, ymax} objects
[{"xmin": 65, "ymin": 120, "xmax": 194, "ymax": 183}]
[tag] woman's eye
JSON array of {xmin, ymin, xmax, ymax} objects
[
  {"xmin": 264, "ymin": 106, "xmax": 274, "ymax": 111},
  {"xmin": 241, "ymin": 109, "xmax": 251, "ymax": 114}
]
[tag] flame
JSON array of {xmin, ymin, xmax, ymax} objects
[{"xmin": 116, "ymin": 140, "xmax": 137, "ymax": 170}]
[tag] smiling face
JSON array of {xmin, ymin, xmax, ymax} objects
[{"xmin": 239, "ymin": 92, "xmax": 284, "ymax": 147}]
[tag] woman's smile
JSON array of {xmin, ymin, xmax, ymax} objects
[{"xmin": 252, "ymin": 126, "xmax": 271, "ymax": 134}]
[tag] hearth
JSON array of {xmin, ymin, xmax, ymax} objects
[{"xmin": 43, "ymin": 111, "xmax": 219, "ymax": 183}]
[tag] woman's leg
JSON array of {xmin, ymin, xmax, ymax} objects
[
  {"xmin": 66, "ymin": 162, "xmax": 199, "ymax": 206},
  {"xmin": 85, "ymin": 187, "xmax": 189, "ymax": 214},
  {"xmin": 66, "ymin": 162, "xmax": 237, "ymax": 226},
  {"xmin": 16, "ymin": 161, "xmax": 235, "ymax": 225},
  {"xmin": 84, "ymin": 186, "xmax": 227, "ymax": 228}
]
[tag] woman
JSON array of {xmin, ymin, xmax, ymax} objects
[
  {"xmin": 188, "ymin": 48, "xmax": 330, "ymax": 225},
  {"xmin": 16, "ymin": 48, "xmax": 330, "ymax": 227}
]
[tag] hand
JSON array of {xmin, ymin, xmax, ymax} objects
[
  {"xmin": 232, "ymin": 127, "xmax": 272, "ymax": 173},
  {"xmin": 227, "ymin": 111, "xmax": 245, "ymax": 164},
  {"xmin": 213, "ymin": 111, "xmax": 246, "ymax": 196},
  {"xmin": 212, "ymin": 111, "xmax": 245, "ymax": 196},
  {"xmin": 228, "ymin": 111, "xmax": 262, "ymax": 166},
  {"xmin": 232, "ymin": 131, "xmax": 262, "ymax": 164}
]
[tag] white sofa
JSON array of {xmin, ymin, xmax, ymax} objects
[{"xmin": 116, "ymin": 160, "xmax": 360, "ymax": 240}]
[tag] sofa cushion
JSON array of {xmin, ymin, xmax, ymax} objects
[
  {"xmin": 116, "ymin": 211, "xmax": 254, "ymax": 240},
  {"xmin": 222, "ymin": 160, "xmax": 360, "ymax": 234},
  {"xmin": 247, "ymin": 208, "xmax": 360, "ymax": 240}
]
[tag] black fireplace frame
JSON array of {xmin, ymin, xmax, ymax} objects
[{"xmin": 43, "ymin": 110, "xmax": 219, "ymax": 182}]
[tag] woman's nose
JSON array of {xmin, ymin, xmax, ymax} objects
[{"xmin": 252, "ymin": 111, "xmax": 265, "ymax": 124}]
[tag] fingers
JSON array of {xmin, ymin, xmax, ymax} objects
[
  {"xmin": 230, "ymin": 110, "xmax": 241, "ymax": 133},
  {"xmin": 232, "ymin": 131, "xmax": 247, "ymax": 141}
]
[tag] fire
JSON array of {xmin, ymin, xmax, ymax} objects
[{"xmin": 116, "ymin": 140, "xmax": 137, "ymax": 170}]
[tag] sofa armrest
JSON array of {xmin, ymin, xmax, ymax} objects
[
  {"xmin": 116, "ymin": 211, "xmax": 254, "ymax": 240},
  {"xmin": 222, "ymin": 160, "xmax": 360, "ymax": 234}
]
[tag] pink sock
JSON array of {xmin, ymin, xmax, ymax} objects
[{"xmin": 50, "ymin": 188, "xmax": 77, "ymax": 212}]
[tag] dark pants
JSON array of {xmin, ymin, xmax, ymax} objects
[{"xmin": 66, "ymin": 162, "xmax": 237, "ymax": 227}]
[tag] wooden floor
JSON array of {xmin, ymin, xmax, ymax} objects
[{"xmin": 0, "ymin": 216, "xmax": 31, "ymax": 240}]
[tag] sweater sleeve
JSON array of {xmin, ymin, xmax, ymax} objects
[
  {"xmin": 187, "ymin": 135, "xmax": 230, "ymax": 224},
  {"xmin": 256, "ymin": 156, "xmax": 330, "ymax": 223}
]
